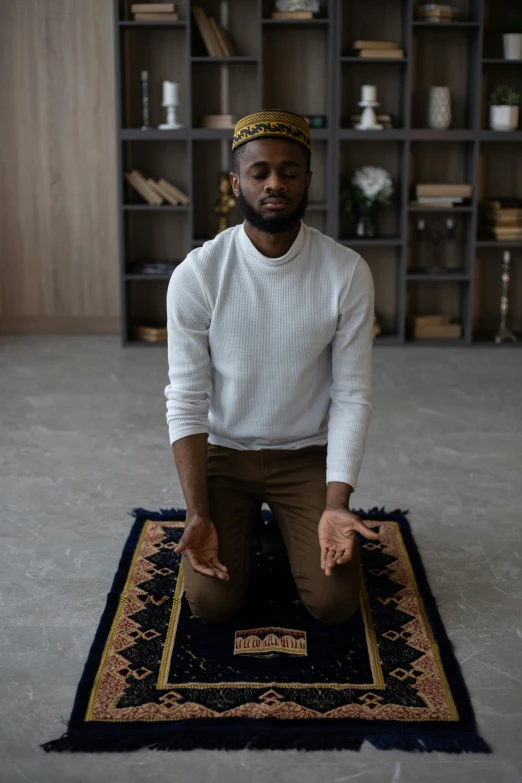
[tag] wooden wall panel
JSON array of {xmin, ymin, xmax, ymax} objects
[{"xmin": 0, "ymin": 0, "xmax": 120, "ymax": 334}]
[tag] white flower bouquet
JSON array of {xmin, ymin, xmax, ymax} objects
[
  {"xmin": 348, "ymin": 166, "xmax": 394, "ymax": 207},
  {"xmin": 275, "ymin": 0, "xmax": 321, "ymax": 12},
  {"xmin": 341, "ymin": 166, "xmax": 394, "ymax": 237}
]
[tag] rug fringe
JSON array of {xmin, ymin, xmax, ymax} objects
[{"xmin": 41, "ymin": 727, "xmax": 490, "ymax": 754}]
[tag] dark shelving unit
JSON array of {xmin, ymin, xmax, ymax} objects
[{"xmin": 113, "ymin": 0, "xmax": 522, "ymax": 346}]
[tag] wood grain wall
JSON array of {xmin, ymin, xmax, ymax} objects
[{"xmin": 0, "ymin": 0, "xmax": 120, "ymax": 334}]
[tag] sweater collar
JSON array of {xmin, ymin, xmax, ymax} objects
[{"xmin": 237, "ymin": 220, "xmax": 306, "ymax": 266}]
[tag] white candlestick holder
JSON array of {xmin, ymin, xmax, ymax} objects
[
  {"xmin": 356, "ymin": 99, "xmax": 383, "ymax": 130},
  {"xmin": 159, "ymin": 102, "xmax": 182, "ymax": 130}
]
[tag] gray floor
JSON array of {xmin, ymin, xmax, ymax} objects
[{"xmin": 1, "ymin": 335, "xmax": 521, "ymax": 783}]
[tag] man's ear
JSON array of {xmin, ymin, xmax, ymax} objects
[{"xmin": 230, "ymin": 171, "xmax": 240, "ymax": 197}]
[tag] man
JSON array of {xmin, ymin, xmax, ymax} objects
[{"xmin": 164, "ymin": 110, "xmax": 378, "ymax": 627}]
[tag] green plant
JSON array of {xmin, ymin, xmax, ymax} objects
[
  {"xmin": 499, "ymin": 9, "xmax": 522, "ymax": 35},
  {"xmin": 489, "ymin": 85, "xmax": 521, "ymax": 106}
]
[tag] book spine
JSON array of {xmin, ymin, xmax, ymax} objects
[
  {"xmin": 131, "ymin": 3, "xmax": 176, "ymax": 13},
  {"xmin": 208, "ymin": 17, "xmax": 228, "ymax": 57},
  {"xmin": 192, "ymin": 7, "xmax": 218, "ymax": 57},
  {"xmin": 158, "ymin": 178, "xmax": 190, "ymax": 205},
  {"xmin": 130, "ymin": 170, "xmax": 164, "ymax": 204},
  {"xmin": 125, "ymin": 172, "xmax": 160, "ymax": 205}
]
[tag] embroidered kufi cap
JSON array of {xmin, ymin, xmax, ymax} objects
[{"xmin": 232, "ymin": 110, "xmax": 311, "ymax": 153}]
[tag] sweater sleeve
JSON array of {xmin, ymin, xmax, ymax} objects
[
  {"xmin": 164, "ymin": 258, "xmax": 212, "ymax": 445},
  {"xmin": 326, "ymin": 254, "xmax": 374, "ymax": 490}
]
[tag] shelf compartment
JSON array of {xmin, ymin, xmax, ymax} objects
[
  {"xmin": 473, "ymin": 247, "xmax": 522, "ymax": 340},
  {"xmin": 120, "ymin": 27, "xmax": 188, "ymax": 128},
  {"xmin": 406, "ymin": 277, "xmax": 470, "ymax": 342},
  {"xmin": 122, "ymin": 140, "xmax": 189, "ymax": 206},
  {"xmin": 192, "ymin": 61, "xmax": 258, "ymax": 127},
  {"xmin": 340, "ymin": 61, "xmax": 405, "ymax": 129},
  {"xmin": 339, "ymin": 139, "xmax": 404, "ymax": 239},
  {"xmin": 124, "ymin": 210, "xmax": 189, "ymax": 266},
  {"xmin": 340, "ymin": 0, "xmax": 404, "ymax": 56},
  {"xmin": 263, "ymin": 25, "xmax": 328, "ymax": 124}
]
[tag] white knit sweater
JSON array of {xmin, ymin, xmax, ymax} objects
[{"xmin": 164, "ymin": 220, "xmax": 374, "ymax": 490}]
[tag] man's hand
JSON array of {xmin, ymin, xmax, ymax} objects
[
  {"xmin": 174, "ymin": 514, "xmax": 230, "ymax": 581},
  {"xmin": 318, "ymin": 507, "xmax": 380, "ymax": 576}
]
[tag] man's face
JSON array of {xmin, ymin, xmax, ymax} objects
[{"xmin": 230, "ymin": 137, "xmax": 312, "ymax": 234}]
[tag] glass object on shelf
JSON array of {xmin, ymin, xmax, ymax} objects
[{"xmin": 494, "ymin": 250, "xmax": 518, "ymax": 344}]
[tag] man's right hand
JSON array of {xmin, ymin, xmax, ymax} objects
[{"xmin": 174, "ymin": 514, "xmax": 230, "ymax": 581}]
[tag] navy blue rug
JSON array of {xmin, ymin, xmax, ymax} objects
[{"xmin": 42, "ymin": 507, "xmax": 491, "ymax": 753}]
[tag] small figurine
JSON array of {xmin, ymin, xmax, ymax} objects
[{"xmin": 212, "ymin": 172, "xmax": 236, "ymax": 235}]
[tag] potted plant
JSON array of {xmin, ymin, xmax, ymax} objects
[
  {"xmin": 489, "ymin": 85, "xmax": 520, "ymax": 131},
  {"xmin": 341, "ymin": 166, "xmax": 394, "ymax": 237},
  {"xmin": 500, "ymin": 9, "xmax": 522, "ymax": 60}
]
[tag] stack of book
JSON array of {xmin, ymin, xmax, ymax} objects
[
  {"xmin": 134, "ymin": 323, "xmax": 168, "ymax": 343},
  {"xmin": 352, "ymin": 40, "xmax": 404, "ymax": 59},
  {"xmin": 201, "ymin": 114, "xmax": 237, "ymax": 129},
  {"xmin": 192, "ymin": 5, "xmax": 237, "ymax": 56},
  {"xmin": 410, "ymin": 183, "xmax": 472, "ymax": 208},
  {"xmin": 479, "ymin": 198, "xmax": 522, "ymax": 241},
  {"xmin": 415, "ymin": 4, "xmax": 464, "ymax": 22},
  {"xmin": 131, "ymin": 3, "xmax": 179, "ymax": 21},
  {"xmin": 411, "ymin": 314, "xmax": 462, "ymax": 340},
  {"xmin": 271, "ymin": 10, "xmax": 315, "ymax": 19},
  {"xmin": 124, "ymin": 170, "xmax": 190, "ymax": 206}
]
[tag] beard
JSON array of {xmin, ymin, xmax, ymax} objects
[{"xmin": 237, "ymin": 186, "xmax": 309, "ymax": 234}]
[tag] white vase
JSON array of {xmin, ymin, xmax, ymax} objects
[
  {"xmin": 489, "ymin": 105, "xmax": 519, "ymax": 131},
  {"xmin": 428, "ymin": 87, "xmax": 451, "ymax": 129},
  {"xmin": 503, "ymin": 33, "xmax": 522, "ymax": 61}
]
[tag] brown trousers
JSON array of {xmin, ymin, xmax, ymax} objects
[{"xmin": 182, "ymin": 442, "xmax": 361, "ymax": 626}]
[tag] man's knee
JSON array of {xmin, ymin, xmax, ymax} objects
[
  {"xmin": 185, "ymin": 582, "xmax": 246, "ymax": 625},
  {"xmin": 303, "ymin": 591, "xmax": 361, "ymax": 626}
]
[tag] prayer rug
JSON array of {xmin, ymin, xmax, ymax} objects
[{"xmin": 42, "ymin": 507, "xmax": 491, "ymax": 753}]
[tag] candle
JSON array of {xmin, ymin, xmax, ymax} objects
[
  {"xmin": 361, "ymin": 85, "xmax": 377, "ymax": 102},
  {"xmin": 162, "ymin": 81, "xmax": 179, "ymax": 106}
]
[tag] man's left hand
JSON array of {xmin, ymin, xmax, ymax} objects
[{"xmin": 318, "ymin": 508, "xmax": 380, "ymax": 576}]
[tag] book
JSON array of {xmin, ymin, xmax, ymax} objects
[
  {"xmin": 413, "ymin": 314, "xmax": 451, "ymax": 325},
  {"xmin": 353, "ymin": 40, "xmax": 398, "ymax": 49},
  {"xmin": 271, "ymin": 11, "xmax": 314, "ymax": 19},
  {"xmin": 217, "ymin": 23, "xmax": 237, "ymax": 56},
  {"xmin": 192, "ymin": 6, "xmax": 219, "ymax": 56},
  {"xmin": 208, "ymin": 16, "xmax": 228, "ymax": 56},
  {"xmin": 131, "ymin": 3, "xmax": 176, "ymax": 11},
  {"xmin": 415, "ymin": 183, "xmax": 473, "ymax": 198},
  {"xmin": 149, "ymin": 181, "xmax": 180, "ymax": 206},
  {"xmin": 414, "ymin": 323, "xmax": 462, "ymax": 339},
  {"xmin": 157, "ymin": 178, "xmax": 190, "ymax": 205},
  {"xmin": 124, "ymin": 171, "xmax": 163, "ymax": 205},
  {"xmin": 357, "ymin": 49, "xmax": 404, "ymax": 58},
  {"xmin": 133, "ymin": 12, "xmax": 179, "ymax": 20}
]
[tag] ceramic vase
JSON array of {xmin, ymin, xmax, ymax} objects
[{"xmin": 428, "ymin": 86, "xmax": 452, "ymax": 129}]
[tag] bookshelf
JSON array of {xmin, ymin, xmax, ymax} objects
[{"xmin": 114, "ymin": 0, "xmax": 522, "ymax": 346}]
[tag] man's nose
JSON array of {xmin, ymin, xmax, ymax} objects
[{"xmin": 264, "ymin": 173, "xmax": 287, "ymax": 193}]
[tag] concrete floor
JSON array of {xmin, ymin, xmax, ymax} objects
[{"xmin": 1, "ymin": 335, "xmax": 521, "ymax": 783}]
